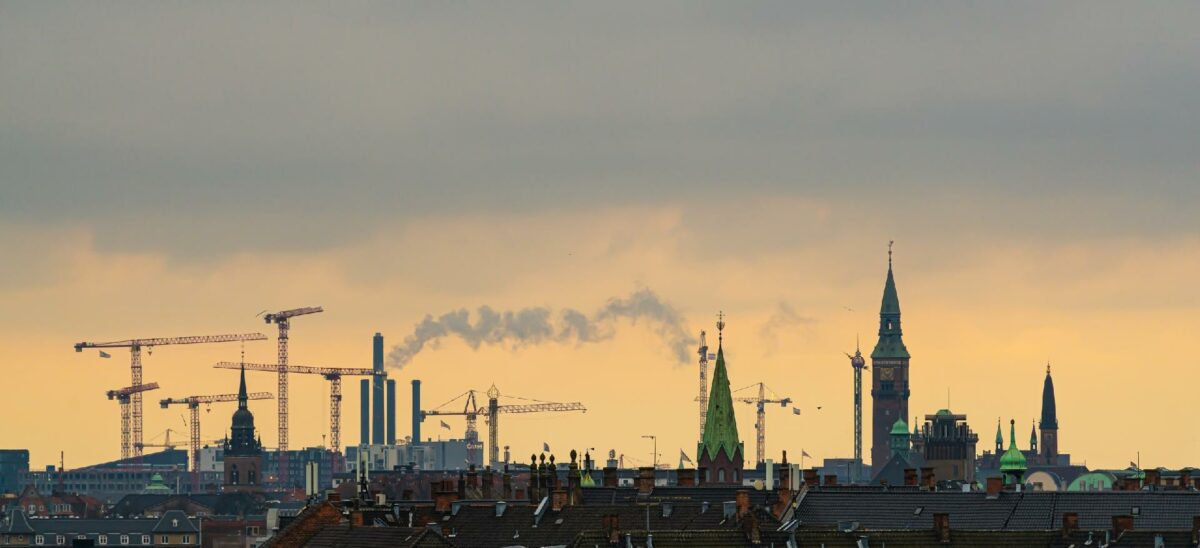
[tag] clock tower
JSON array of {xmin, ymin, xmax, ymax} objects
[{"xmin": 871, "ymin": 243, "xmax": 911, "ymax": 469}]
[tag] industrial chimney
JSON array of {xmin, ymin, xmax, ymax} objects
[
  {"xmin": 372, "ymin": 333, "xmax": 385, "ymax": 445},
  {"xmin": 386, "ymin": 379, "xmax": 397, "ymax": 445},
  {"xmin": 412, "ymin": 380, "xmax": 422, "ymax": 444},
  {"xmin": 360, "ymin": 379, "xmax": 370, "ymax": 445}
]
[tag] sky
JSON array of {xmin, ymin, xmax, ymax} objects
[{"xmin": 2, "ymin": 2, "xmax": 1199, "ymax": 471}]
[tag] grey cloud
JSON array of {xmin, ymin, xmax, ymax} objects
[{"xmin": 759, "ymin": 302, "xmax": 816, "ymax": 356}]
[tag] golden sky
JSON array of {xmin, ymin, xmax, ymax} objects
[{"xmin": 2, "ymin": 3, "xmax": 1199, "ymax": 472}]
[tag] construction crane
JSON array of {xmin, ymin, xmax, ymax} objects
[
  {"xmin": 160, "ymin": 390, "xmax": 273, "ymax": 490},
  {"xmin": 422, "ymin": 384, "xmax": 586, "ymax": 468},
  {"xmin": 106, "ymin": 383, "xmax": 161, "ymax": 459},
  {"xmin": 262, "ymin": 306, "xmax": 322, "ymax": 488},
  {"xmin": 76, "ymin": 332, "xmax": 269, "ymax": 458},
  {"xmin": 732, "ymin": 382, "xmax": 793, "ymax": 466},
  {"xmin": 697, "ymin": 330, "xmax": 711, "ymax": 443},
  {"xmin": 846, "ymin": 339, "xmax": 868, "ymax": 482},
  {"xmin": 213, "ymin": 360, "xmax": 376, "ymax": 454},
  {"xmin": 136, "ymin": 429, "xmax": 222, "ymax": 451}
]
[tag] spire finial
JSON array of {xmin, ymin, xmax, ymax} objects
[
  {"xmin": 1046, "ymin": 361, "xmax": 1051, "ymax": 375},
  {"xmin": 716, "ymin": 311, "xmax": 725, "ymax": 345},
  {"xmin": 888, "ymin": 240, "xmax": 894, "ymax": 269}
]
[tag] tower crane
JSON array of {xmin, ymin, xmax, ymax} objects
[
  {"xmin": 213, "ymin": 360, "xmax": 376, "ymax": 454},
  {"xmin": 76, "ymin": 332, "xmax": 268, "ymax": 458},
  {"xmin": 732, "ymin": 382, "xmax": 793, "ymax": 466},
  {"xmin": 160, "ymin": 390, "xmax": 273, "ymax": 491},
  {"xmin": 262, "ymin": 306, "xmax": 322, "ymax": 487},
  {"xmin": 106, "ymin": 383, "xmax": 161, "ymax": 459},
  {"xmin": 422, "ymin": 385, "xmax": 586, "ymax": 468},
  {"xmin": 136, "ymin": 429, "xmax": 222, "ymax": 452}
]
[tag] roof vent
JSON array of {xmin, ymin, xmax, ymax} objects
[
  {"xmin": 495, "ymin": 501, "xmax": 507, "ymax": 517},
  {"xmin": 451, "ymin": 501, "xmax": 463, "ymax": 516},
  {"xmin": 662, "ymin": 503, "xmax": 673, "ymax": 518},
  {"xmin": 701, "ymin": 501, "xmax": 710, "ymax": 514},
  {"xmin": 838, "ymin": 520, "xmax": 860, "ymax": 533}
]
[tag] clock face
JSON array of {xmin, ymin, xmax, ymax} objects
[{"xmin": 879, "ymin": 367, "xmax": 894, "ymax": 380}]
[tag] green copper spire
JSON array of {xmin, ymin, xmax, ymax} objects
[
  {"xmin": 871, "ymin": 242, "xmax": 910, "ymax": 359},
  {"xmin": 697, "ymin": 317, "xmax": 743, "ymax": 463},
  {"xmin": 999, "ymin": 419, "xmax": 1027, "ymax": 476},
  {"xmin": 994, "ymin": 419, "xmax": 1004, "ymax": 449},
  {"xmin": 889, "ymin": 418, "xmax": 910, "ymax": 457}
]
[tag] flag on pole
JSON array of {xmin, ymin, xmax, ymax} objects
[
  {"xmin": 707, "ymin": 353, "xmax": 716, "ymax": 360},
  {"xmin": 543, "ymin": 442, "xmax": 551, "ymax": 452},
  {"xmin": 680, "ymin": 450, "xmax": 693, "ymax": 465},
  {"xmin": 98, "ymin": 351, "xmax": 111, "ymax": 359},
  {"xmin": 801, "ymin": 449, "xmax": 812, "ymax": 459},
  {"xmin": 440, "ymin": 420, "xmax": 451, "ymax": 430},
  {"xmin": 792, "ymin": 407, "xmax": 801, "ymax": 415}
]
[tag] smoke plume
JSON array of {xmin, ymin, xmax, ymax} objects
[{"xmin": 387, "ymin": 289, "xmax": 694, "ymax": 369}]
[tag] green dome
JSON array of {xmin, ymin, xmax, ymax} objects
[
  {"xmin": 935, "ymin": 409, "xmax": 952, "ymax": 417},
  {"xmin": 890, "ymin": 418, "xmax": 910, "ymax": 435},
  {"xmin": 999, "ymin": 420, "xmax": 1027, "ymax": 473}
]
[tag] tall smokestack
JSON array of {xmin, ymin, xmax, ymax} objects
[
  {"xmin": 372, "ymin": 333, "xmax": 385, "ymax": 445},
  {"xmin": 386, "ymin": 379, "xmax": 396, "ymax": 445},
  {"xmin": 412, "ymin": 380, "xmax": 422, "ymax": 444},
  {"xmin": 360, "ymin": 379, "xmax": 370, "ymax": 445}
]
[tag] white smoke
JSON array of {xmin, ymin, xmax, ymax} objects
[{"xmin": 387, "ymin": 288, "xmax": 694, "ymax": 368}]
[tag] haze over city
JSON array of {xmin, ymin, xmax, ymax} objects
[{"xmin": 3, "ymin": 0, "xmax": 1199, "ymax": 490}]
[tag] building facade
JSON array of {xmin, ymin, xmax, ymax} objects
[
  {"xmin": 223, "ymin": 366, "xmax": 263, "ymax": 494},
  {"xmin": 913, "ymin": 409, "xmax": 978, "ymax": 482}
]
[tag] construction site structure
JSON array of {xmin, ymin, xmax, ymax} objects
[
  {"xmin": 106, "ymin": 383, "xmax": 161, "ymax": 460},
  {"xmin": 422, "ymin": 384, "xmax": 586, "ymax": 468},
  {"xmin": 846, "ymin": 339, "xmax": 868, "ymax": 482},
  {"xmin": 732, "ymin": 382, "xmax": 793, "ymax": 466},
  {"xmin": 136, "ymin": 429, "xmax": 222, "ymax": 452},
  {"xmin": 697, "ymin": 330, "xmax": 710, "ymax": 443},
  {"xmin": 262, "ymin": 306, "xmax": 323, "ymax": 487},
  {"xmin": 78, "ymin": 332, "xmax": 268, "ymax": 459},
  {"xmin": 214, "ymin": 360, "xmax": 376, "ymax": 454},
  {"xmin": 160, "ymin": 389, "xmax": 273, "ymax": 491}
]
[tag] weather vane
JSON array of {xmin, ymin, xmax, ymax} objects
[
  {"xmin": 888, "ymin": 240, "xmax": 894, "ymax": 268},
  {"xmin": 716, "ymin": 311, "xmax": 725, "ymax": 343}
]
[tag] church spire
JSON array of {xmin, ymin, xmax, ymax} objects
[
  {"xmin": 238, "ymin": 362, "xmax": 248, "ymax": 409},
  {"xmin": 872, "ymin": 241, "xmax": 910, "ymax": 359},
  {"xmin": 698, "ymin": 313, "xmax": 742, "ymax": 465},
  {"xmin": 1041, "ymin": 363, "xmax": 1057, "ymax": 429}
]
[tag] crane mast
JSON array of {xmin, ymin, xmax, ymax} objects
[
  {"xmin": 262, "ymin": 306, "xmax": 323, "ymax": 486},
  {"xmin": 732, "ymin": 382, "xmax": 793, "ymax": 466},
  {"xmin": 77, "ymin": 332, "xmax": 267, "ymax": 459},
  {"xmin": 106, "ymin": 383, "xmax": 161, "ymax": 460}
]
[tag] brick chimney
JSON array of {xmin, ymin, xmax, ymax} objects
[
  {"xmin": 1112, "ymin": 515, "xmax": 1134, "ymax": 538},
  {"xmin": 1191, "ymin": 516, "xmax": 1200, "ymax": 545},
  {"xmin": 502, "ymin": 468, "xmax": 513, "ymax": 500},
  {"xmin": 637, "ymin": 467, "xmax": 655, "ymax": 494},
  {"xmin": 921, "ymin": 467, "xmax": 936, "ymax": 490},
  {"xmin": 986, "ymin": 476, "xmax": 1003, "ymax": 497},
  {"xmin": 904, "ymin": 468, "xmax": 918, "ymax": 487},
  {"xmin": 603, "ymin": 514, "xmax": 621, "ymax": 544},
  {"xmin": 1145, "ymin": 469, "xmax": 1160, "ymax": 490},
  {"xmin": 677, "ymin": 468, "xmax": 696, "ymax": 487},
  {"xmin": 434, "ymin": 489, "xmax": 458, "ymax": 513},
  {"xmin": 696, "ymin": 467, "xmax": 707, "ymax": 486},
  {"xmin": 773, "ymin": 474, "xmax": 793, "ymax": 519},
  {"xmin": 933, "ymin": 513, "xmax": 950, "ymax": 543},
  {"xmin": 778, "ymin": 451, "xmax": 790, "ymax": 488},
  {"xmin": 823, "ymin": 474, "xmax": 838, "ymax": 486},
  {"xmin": 551, "ymin": 488, "xmax": 569, "ymax": 512},
  {"xmin": 803, "ymin": 468, "xmax": 819, "ymax": 488},
  {"xmin": 741, "ymin": 510, "xmax": 761, "ymax": 544},
  {"xmin": 735, "ymin": 489, "xmax": 750, "ymax": 519},
  {"xmin": 1119, "ymin": 476, "xmax": 1141, "ymax": 491},
  {"xmin": 603, "ymin": 466, "xmax": 618, "ymax": 488},
  {"xmin": 350, "ymin": 509, "xmax": 365, "ymax": 527},
  {"xmin": 482, "ymin": 468, "xmax": 494, "ymax": 499},
  {"xmin": 1061, "ymin": 512, "xmax": 1079, "ymax": 539},
  {"xmin": 1180, "ymin": 469, "xmax": 1192, "ymax": 490}
]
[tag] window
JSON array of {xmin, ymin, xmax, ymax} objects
[
  {"xmin": 120, "ymin": 535, "xmax": 129, "ymax": 545},
  {"xmin": 161, "ymin": 535, "xmax": 169, "ymax": 544},
  {"xmin": 142, "ymin": 535, "xmax": 151, "ymax": 545},
  {"xmin": 35, "ymin": 535, "xmax": 44, "ymax": 545},
  {"xmin": 231, "ymin": 464, "xmax": 239, "ymax": 485},
  {"xmin": 56, "ymin": 535, "xmax": 64, "ymax": 545},
  {"xmin": 247, "ymin": 526, "xmax": 260, "ymax": 536},
  {"xmin": 28, "ymin": 504, "xmax": 35, "ymax": 513},
  {"xmin": 98, "ymin": 535, "xmax": 108, "ymax": 545},
  {"xmin": 182, "ymin": 535, "xmax": 191, "ymax": 544},
  {"xmin": 718, "ymin": 469, "xmax": 726, "ymax": 482}
]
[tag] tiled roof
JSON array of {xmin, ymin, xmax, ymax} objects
[
  {"xmin": 153, "ymin": 510, "xmax": 200, "ymax": 533},
  {"xmin": 303, "ymin": 525, "xmax": 453, "ymax": 547}
]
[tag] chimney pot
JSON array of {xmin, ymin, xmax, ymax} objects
[
  {"xmin": 735, "ymin": 489, "xmax": 750, "ymax": 519},
  {"xmin": 1062, "ymin": 512, "xmax": 1079, "ymax": 538},
  {"xmin": 933, "ymin": 513, "xmax": 950, "ymax": 543},
  {"xmin": 986, "ymin": 476, "xmax": 1003, "ymax": 496}
]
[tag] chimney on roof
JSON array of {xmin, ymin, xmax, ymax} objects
[
  {"xmin": 434, "ymin": 488, "xmax": 458, "ymax": 513},
  {"xmin": 904, "ymin": 468, "xmax": 918, "ymax": 487},
  {"xmin": 1062, "ymin": 512, "xmax": 1079, "ymax": 539},
  {"xmin": 741, "ymin": 509, "xmax": 761, "ymax": 544},
  {"xmin": 803, "ymin": 469, "xmax": 819, "ymax": 488},
  {"xmin": 603, "ymin": 513, "xmax": 621, "ymax": 544},
  {"xmin": 1112, "ymin": 515, "xmax": 1134, "ymax": 539},
  {"xmin": 696, "ymin": 467, "xmax": 707, "ymax": 487},
  {"xmin": 676, "ymin": 467, "xmax": 696, "ymax": 487},
  {"xmin": 735, "ymin": 489, "xmax": 750, "ymax": 520},
  {"xmin": 921, "ymin": 468, "xmax": 936, "ymax": 491},
  {"xmin": 773, "ymin": 472, "xmax": 793, "ymax": 519},
  {"xmin": 603, "ymin": 466, "xmax": 618, "ymax": 488},
  {"xmin": 986, "ymin": 476, "xmax": 1003, "ymax": 497},
  {"xmin": 933, "ymin": 513, "xmax": 950, "ymax": 543},
  {"xmin": 1191, "ymin": 516, "xmax": 1200, "ymax": 545},
  {"xmin": 1145, "ymin": 469, "xmax": 1161, "ymax": 490},
  {"xmin": 1119, "ymin": 476, "xmax": 1142, "ymax": 491},
  {"xmin": 502, "ymin": 467, "xmax": 512, "ymax": 500},
  {"xmin": 637, "ymin": 467, "xmax": 655, "ymax": 494},
  {"xmin": 551, "ymin": 487, "xmax": 568, "ymax": 512},
  {"xmin": 1179, "ymin": 469, "xmax": 1192, "ymax": 490},
  {"xmin": 778, "ymin": 453, "xmax": 791, "ymax": 489}
]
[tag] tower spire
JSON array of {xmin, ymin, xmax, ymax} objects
[{"xmin": 238, "ymin": 362, "xmax": 248, "ymax": 409}]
